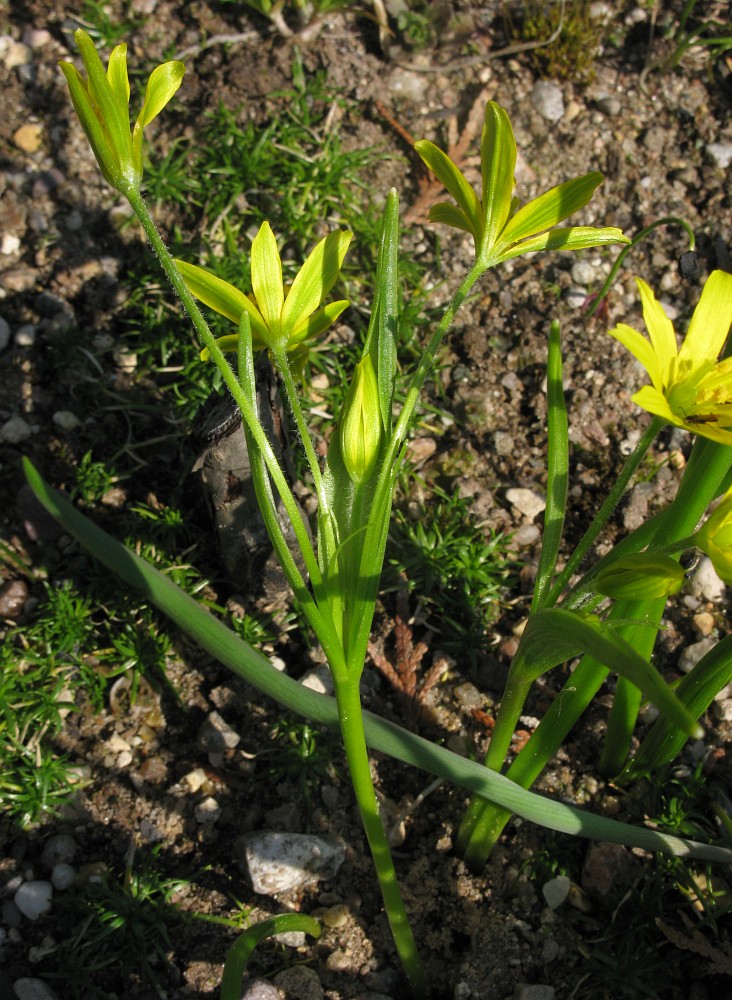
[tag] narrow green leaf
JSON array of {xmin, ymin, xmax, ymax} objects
[
  {"xmin": 106, "ymin": 43, "xmax": 130, "ymax": 109},
  {"xmin": 281, "ymin": 230, "xmax": 352, "ymax": 337},
  {"xmin": 480, "ymin": 102, "xmax": 516, "ymax": 255},
  {"xmin": 532, "ymin": 321, "xmax": 568, "ymax": 611},
  {"xmin": 428, "ymin": 202, "xmax": 474, "ymax": 234},
  {"xmin": 622, "ymin": 634, "xmax": 732, "ymax": 781},
  {"xmin": 221, "ymin": 915, "xmax": 321, "ymax": 1000},
  {"xmin": 374, "ymin": 190, "xmax": 399, "ymax": 435},
  {"xmin": 414, "ymin": 140, "xmax": 482, "ymax": 240},
  {"xmin": 499, "ymin": 172, "xmax": 604, "ymax": 247},
  {"xmin": 513, "ymin": 608, "xmax": 703, "ymax": 739},
  {"xmin": 21, "ymin": 460, "xmax": 732, "ymax": 865},
  {"xmin": 495, "ymin": 226, "xmax": 629, "ymax": 263}
]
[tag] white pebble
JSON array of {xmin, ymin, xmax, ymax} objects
[
  {"xmin": 195, "ymin": 796, "xmax": 222, "ymax": 824},
  {"xmin": 0, "ymin": 415, "xmax": 34, "ymax": 444},
  {"xmin": 2, "ymin": 234, "xmax": 21, "ymax": 255},
  {"xmin": 14, "ymin": 880, "xmax": 53, "ymax": 920},
  {"xmin": 52, "ymin": 410, "xmax": 81, "ymax": 431},
  {"xmin": 14, "ymin": 324, "xmax": 36, "ymax": 346},
  {"xmin": 51, "ymin": 864, "xmax": 75, "ymax": 890}
]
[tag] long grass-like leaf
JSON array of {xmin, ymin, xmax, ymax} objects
[{"xmin": 22, "ymin": 459, "xmax": 732, "ymax": 864}]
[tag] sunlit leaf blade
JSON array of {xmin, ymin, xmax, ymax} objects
[
  {"xmin": 480, "ymin": 102, "xmax": 516, "ymax": 255},
  {"xmin": 414, "ymin": 140, "xmax": 482, "ymax": 239},
  {"xmin": 221, "ymin": 916, "xmax": 321, "ymax": 1000},
  {"xmin": 75, "ymin": 29, "xmax": 130, "ymax": 162},
  {"xmin": 499, "ymin": 172, "xmax": 604, "ymax": 246},
  {"xmin": 175, "ymin": 259, "xmax": 269, "ymax": 340},
  {"xmin": 59, "ymin": 63, "xmax": 118, "ymax": 186},
  {"xmin": 374, "ymin": 190, "xmax": 399, "ymax": 434},
  {"xmin": 512, "ymin": 608, "xmax": 703, "ymax": 739},
  {"xmin": 495, "ymin": 226, "xmax": 629, "ymax": 262},
  {"xmin": 200, "ymin": 334, "xmax": 241, "ymax": 360},
  {"xmin": 21, "ymin": 459, "xmax": 731, "ymax": 862},
  {"xmin": 282, "ymin": 230, "xmax": 352, "ymax": 335},
  {"xmin": 428, "ymin": 202, "xmax": 474, "ymax": 233}
]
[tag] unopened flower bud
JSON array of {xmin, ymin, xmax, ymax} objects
[
  {"xmin": 340, "ymin": 356, "xmax": 381, "ymax": 486},
  {"xmin": 695, "ymin": 487, "xmax": 732, "ymax": 585},
  {"xmin": 595, "ymin": 552, "xmax": 685, "ymax": 600}
]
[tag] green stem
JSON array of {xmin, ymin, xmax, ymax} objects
[
  {"xmin": 348, "ymin": 259, "xmax": 487, "ymax": 671},
  {"xmin": 126, "ymin": 189, "xmax": 323, "ymax": 601},
  {"xmin": 545, "ymin": 417, "xmax": 664, "ymax": 606},
  {"xmin": 336, "ymin": 675, "xmax": 426, "ymax": 995}
]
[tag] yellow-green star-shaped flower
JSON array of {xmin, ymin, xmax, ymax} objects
[
  {"xmin": 610, "ymin": 270, "xmax": 732, "ymax": 445},
  {"xmin": 414, "ymin": 101, "xmax": 629, "ymax": 267},
  {"xmin": 59, "ymin": 29, "xmax": 184, "ymax": 195},
  {"xmin": 176, "ymin": 221, "xmax": 352, "ymax": 370}
]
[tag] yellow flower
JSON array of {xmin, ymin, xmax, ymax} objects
[
  {"xmin": 610, "ymin": 271, "xmax": 732, "ymax": 445},
  {"xmin": 59, "ymin": 29, "xmax": 184, "ymax": 195},
  {"xmin": 176, "ymin": 222, "xmax": 352, "ymax": 369},
  {"xmin": 695, "ymin": 487, "xmax": 732, "ymax": 584},
  {"xmin": 414, "ymin": 101, "xmax": 628, "ymax": 267}
]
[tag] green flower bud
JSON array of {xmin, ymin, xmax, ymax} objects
[
  {"xmin": 340, "ymin": 356, "xmax": 381, "ymax": 486},
  {"xmin": 595, "ymin": 552, "xmax": 685, "ymax": 600}
]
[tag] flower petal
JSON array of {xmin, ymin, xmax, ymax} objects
[
  {"xmin": 281, "ymin": 229, "xmax": 352, "ymax": 339},
  {"xmin": 610, "ymin": 322, "xmax": 665, "ymax": 391},
  {"xmin": 498, "ymin": 172, "xmax": 604, "ymax": 247},
  {"xmin": 289, "ymin": 300, "xmax": 350, "ymax": 345},
  {"xmin": 59, "ymin": 61, "xmax": 120, "ymax": 187},
  {"xmin": 106, "ymin": 43, "xmax": 130, "ymax": 109},
  {"xmin": 75, "ymin": 30, "xmax": 131, "ymax": 169},
  {"xmin": 480, "ymin": 102, "xmax": 517, "ymax": 255},
  {"xmin": 631, "ymin": 385, "xmax": 678, "ymax": 423},
  {"xmin": 679, "ymin": 269, "xmax": 732, "ymax": 368},
  {"xmin": 414, "ymin": 140, "xmax": 482, "ymax": 241},
  {"xmin": 636, "ymin": 278, "xmax": 678, "ymax": 385},
  {"xmin": 137, "ymin": 60, "xmax": 185, "ymax": 128},
  {"xmin": 251, "ymin": 222, "xmax": 284, "ymax": 338},
  {"xmin": 175, "ymin": 259, "xmax": 269, "ymax": 342}
]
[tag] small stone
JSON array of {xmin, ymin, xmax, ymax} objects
[
  {"xmin": 505, "ymin": 487, "xmax": 546, "ymax": 520},
  {"xmin": 52, "ymin": 410, "xmax": 81, "ymax": 432},
  {"xmin": 0, "ymin": 579, "xmax": 29, "ymax": 619},
  {"xmin": 322, "ymin": 903, "xmax": 350, "ymax": 928},
  {"xmin": 138, "ymin": 757, "xmax": 168, "ymax": 783},
  {"xmin": 273, "ymin": 966, "xmax": 324, "ymax": 1000},
  {"xmin": 453, "ymin": 682, "xmax": 482, "ymax": 708},
  {"xmin": 0, "ymin": 316, "xmax": 10, "ymax": 350},
  {"xmin": 713, "ymin": 699, "xmax": 732, "ymax": 722},
  {"xmin": 531, "ymin": 80, "xmax": 564, "ymax": 122},
  {"xmin": 299, "ymin": 664, "xmax": 334, "ymax": 696},
  {"xmin": 198, "ymin": 711, "xmax": 240, "ymax": 751},
  {"xmin": 514, "ymin": 987, "xmax": 556, "ymax": 1000},
  {"xmin": 12, "ymin": 979, "xmax": 58, "ymax": 1000},
  {"xmin": 513, "ymin": 523, "xmax": 540, "ymax": 546},
  {"xmin": 1, "ymin": 39, "xmax": 32, "ymax": 69},
  {"xmin": 117, "ymin": 750, "xmax": 133, "ymax": 768},
  {"xmin": 183, "ymin": 768, "xmax": 207, "ymax": 792},
  {"xmin": 678, "ymin": 636, "xmax": 717, "ymax": 674},
  {"xmin": 237, "ymin": 832, "xmax": 346, "ymax": 894},
  {"xmin": 596, "ymin": 94, "xmax": 621, "ymax": 116},
  {"xmin": 106, "ymin": 733, "xmax": 131, "ymax": 753},
  {"xmin": 582, "ymin": 842, "xmax": 639, "ymax": 898},
  {"xmin": 563, "ymin": 286, "xmax": 588, "ymax": 309},
  {"xmin": 688, "ymin": 557, "xmax": 726, "ymax": 603},
  {"xmin": 195, "ymin": 796, "xmax": 222, "ymax": 824},
  {"xmin": 22, "ymin": 28, "xmax": 53, "ymax": 49},
  {"xmin": 706, "ymin": 142, "xmax": 732, "ymax": 170},
  {"xmin": 13, "ymin": 123, "xmax": 43, "ymax": 154},
  {"xmin": 2, "ymin": 233, "xmax": 21, "ymax": 255},
  {"xmin": 494, "ymin": 431, "xmax": 514, "ymax": 456},
  {"xmin": 15, "ymin": 324, "xmax": 36, "ymax": 347},
  {"xmin": 693, "ymin": 611, "xmax": 715, "ymax": 638},
  {"xmin": 241, "ymin": 980, "xmax": 281, "ymax": 1000},
  {"xmin": 542, "ymin": 875, "xmax": 571, "ymax": 909},
  {"xmin": 14, "ymin": 880, "xmax": 53, "ymax": 920},
  {"xmin": 42, "ymin": 834, "xmax": 77, "ymax": 868},
  {"xmin": 0, "ymin": 416, "xmax": 34, "ymax": 444},
  {"xmin": 51, "ymin": 864, "xmax": 75, "ymax": 890},
  {"xmin": 570, "ymin": 260, "xmax": 597, "ymax": 286}
]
